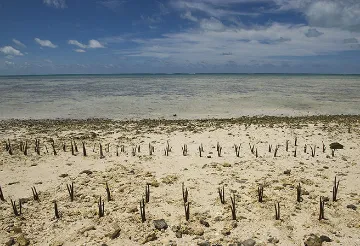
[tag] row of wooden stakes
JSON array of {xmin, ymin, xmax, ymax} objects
[
  {"xmin": 0, "ymin": 177, "xmax": 340, "ymax": 222},
  {"xmin": 3, "ymin": 138, "xmax": 338, "ymax": 158}
]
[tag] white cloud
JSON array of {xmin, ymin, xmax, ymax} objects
[
  {"xmin": 200, "ymin": 17, "xmax": 226, "ymax": 31},
  {"xmin": 68, "ymin": 39, "xmax": 105, "ymax": 50},
  {"xmin": 306, "ymin": 1, "xmax": 360, "ymax": 31},
  {"xmin": 5, "ymin": 61, "xmax": 15, "ymax": 66},
  {"xmin": 88, "ymin": 40, "xmax": 105, "ymax": 48},
  {"xmin": 123, "ymin": 22, "xmax": 359, "ymax": 67},
  {"xmin": 34, "ymin": 38, "xmax": 58, "ymax": 48},
  {"xmin": 0, "ymin": 46, "xmax": 24, "ymax": 56},
  {"xmin": 68, "ymin": 40, "xmax": 87, "ymax": 49},
  {"xmin": 12, "ymin": 39, "xmax": 26, "ymax": 48},
  {"xmin": 75, "ymin": 49, "xmax": 86, "ymax": 53},
  {"xmin": 43, "ymin": 0, "xmax": 67, "ymax": 9},
  {"xmin": 181, "ymin": 11, "xmax": 198, "ymax": 22}
]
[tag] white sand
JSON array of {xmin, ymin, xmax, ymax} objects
[{"xmin": 0, "ymin": 117, "xmax": 359, "ymax": 246}]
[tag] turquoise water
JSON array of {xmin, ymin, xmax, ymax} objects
[{"xmin": 0, "ymin": 74, "xmax": 359, "ymax": 119}]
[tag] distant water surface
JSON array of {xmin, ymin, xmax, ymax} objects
[{"xmin": 0, "ymin": 74, "xmax": 359, "ymax": 119}]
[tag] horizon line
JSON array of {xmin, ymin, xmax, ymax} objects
[{"xmin": 1, "ymin": 72, "xmax": 360, "ymax": 77}]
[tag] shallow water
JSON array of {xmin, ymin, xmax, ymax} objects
[{"xmin": 0, "ymin": 74, "xmax": 359, "ymax": 119}]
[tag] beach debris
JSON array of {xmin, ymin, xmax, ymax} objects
[
  {"xmin": 249, "ymin": 143, "xmax": 255, "ymax": 154},
  {"xmin": 98, "ymin": 196, "xmax": 105, "ymax": 217},
  {"xmin": 319, "ymin": 197, "xmax": 326, "ymax": 220},
  {"xmin": 66, "ymin": 182, "xmax": 74, "ymax": 202},
  {"xmin": 182, "ymin": 183, "xmax": 188, "ymax": 203},
  {"xmin": 230, "ymin": 193, "xmax": 236, "ymax": 220},
  {"xmin": 54, "ymin": 201, "xmax": 60, "ymax": 219},
  {"xmin": 99, "ymin": 143, "xmax": 105, "ymax": 159},
  {"xmin": 35, "ymin": 139, "xmax": 40, "ymax": 155},
  {"xmin": 164, "ymin": 140, "xmax": 171, "ymax": 156},
  {"xmin": 274, "ymin": 202, "xmax": 280, "ymax": 220},
  {"xmin": 258, "ymin": 185, "xmax": 264, "ymax": 202},
  {"xmin": 184, "ymin": 201, "xmax": 190, "ymax": 221},
  {"xmin": 200, "ymin": 219, "xmax": 210, "ymax": 227},
  {"xmin": 217, "ymin": 142, "xmax": 222, "ymax": 157},
  {"xmin": 199, "ymin": 144, "xmax": 204, "ymax": 157},
  {"xmin": 218, "ymin": 186, "xmax": 225, "ymax": 204},
  {"xmin": 274, "ymin": 145, "xmax": 279, "ymax": 157},
  {"xmin": 71, "ymin": 141, "xmax": 75, "ymax": 156},
  {"xmin": 234, "ymin": 144, "xmax": 241, "ymax": 157},
  {"xmin": 297, "ymin": 183, "xmax": 302, "ymax": 202},
  {"xmin": 106, "ymin": 182, "xmax": 111, "ymax": 202},
  {"xmin": 0, "ymin": 186, "xmax": 5, "ymax": 201},
  {"xmin": 74, "ymin": 141, "xmax": 78, "ymax": 152},
  {"xmin": 82, "ymin": 141, "xmax": 86, "ymax": 156},
  {"xmin": 11, "ymin": 199, "xmax": 21, "ymax": 216},
  {"xmin": 304, "ymin": 234, "xmax": 331, "ymax": 246},
  {"xmin": 182, "ymin": 144, "xmax": 188, "ymax": 156},
  {"xmin": 145, "ymin": 184, "xmax": 150, "ymax": 203},
  {"xmin": 332, "ymin": 176, "xmax": 340, "ymax": 202},
  {"xmin": 140, "ymin": 198, "xmax": 146, "ymax": 222},
  {"xmin": 153, "ymin": 219, "xmax": 168, "ymax": 230},
  {"xmin": 331, "ymin": 149, "xmax": 335, "ymax": 157},
  {"xmin": 23, "ymin": 141, "xmax": 28, "ymax": 156},
  {"xmin": 286, "ymin": 140, "xmax": 289, "ymax": 152},
  {"xmin": 50, "ymin": 139, "xmax": 57, "ymax": 155},
  {"xmin": 31, "ymin": 187, "xmax": 39, "ymax": 201},
  {"xmin": 346, "ymin": 204, "xmax": 357, "ymax": 210},
  {"xmin": 149, "ymin": 143, "xmax": 154, "ymax": 155},
  {"xmin": 330, "ymin": 142, "xmax": 343, "ymax": 150},
  {"xmin": 310, "ymin": 145, "xmax": 316, "ymax": 157}
]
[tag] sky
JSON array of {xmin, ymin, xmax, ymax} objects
[{"xmin": 1, "ymin": 0, "xmax": 360, "ymax": 75}]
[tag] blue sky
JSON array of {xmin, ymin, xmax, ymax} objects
[{"xmin": 1, "ymin": 0, "xmax": 360, "ymax": 74}]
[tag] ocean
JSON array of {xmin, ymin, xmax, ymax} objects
[{"xmin": 0, "ymin": 74, "xmax": 359, "ymax": 120}]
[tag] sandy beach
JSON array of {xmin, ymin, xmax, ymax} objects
[{"xmin": 0, "ymin": 115, "xmax": 359, "ymax": 246}]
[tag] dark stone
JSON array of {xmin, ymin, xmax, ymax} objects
[
  {"xmin": 304, "ymin": 234, "xmax": 322, "ymax": 246},
  {"xmin": 59, "ymin": 174, "xmax": 69, "ymax": 178},
  {"xmin": 200, "ymin": 219, "xmax": 210, "ymax": 227},
  {"xmin": 79, "ymin": 170, "xmax": 92, "ymax": 175},
  {"xmin": 284, "ymin": 170, "xmax": 291, "ymax": 175},
  {"xmin": 346, "ymin": 204, "xmax": 357, "ymax": 210},
  {"xmin": 241, "ymin": 239, "xmax": 256, "ymax": 246},
  {"xmin": 153, "ymin": 219, "xmax": 168, "ymax": 230},
  {"xmin": 320, "ymin": 235, "xmax": 332, "ymax": 242},
  {"xmin": 5, "ymin": 238, "xmax": 15, "ymax": 246},
  {"xmin": 330, "ymin": 142, "xmax": 343, "ymax": 149},
  {"xmin": 110, "ymin": 228, "xmax": 121, "ymax": 239}
]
